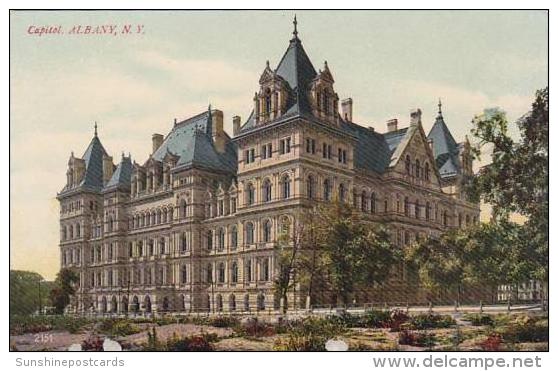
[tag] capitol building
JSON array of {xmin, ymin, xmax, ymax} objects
[{"xmin": 57, "ymin": 19, "xmax": 480, "ymax": 314}]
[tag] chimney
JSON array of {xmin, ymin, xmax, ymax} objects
[
  {"xmin": 152, "ymin": 133, "xmax": 164, "ymax": 154},
  {"xmin": 387, "ymin": 118, "xmax": 398, "ymax": 132},
  {"xmin": 410, "ymin": 108, "xmax": 422, "ymax": 126},
  {"xmin": 102, "ymin": 154, "xmax": 114, "ymax": 184},
  {"xmin": 341, "ymin": 98, "xmax": 353, "ymax": 122},
  {"xmin": 211, "ymin": 109, "xmax": 225, "ymax": 153},
  {"xmin": 232, "ymin": 115, "xmax": 241, "ymax": 136}
]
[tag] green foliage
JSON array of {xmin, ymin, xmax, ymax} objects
[
  {"xmin": 234, "ymin": 317, "xmax": 275, "ymax": 338},
  {"xmin": 496, "ymin": 316, "xmax": 548, "ymax": 343},
  {"xmin": 49, "ymin": 268, "xmax": 79, "ymax": 314},
  {"xmin": 10, "ymin": 270, "xmax": 53, "ymax": 316},
  {"xmin": 98, "ymin": 319, "xmax": 141, "ymax": 337},
  {"xmin": 398, "ymin": 330, "xmax": 436, "ymax": 347},
  {"xmin": 468, "ymin": 88, "xmax": 548, "ymax": 283},
  {"xmin": 463, "ymin": 314, "xmax": 495, "ymax": 327},
  {"xmin": 408, "ymin": 314, "xmax": 456, "ymax": 330},
  {"xmin": 9, "ymin": 315, "xmax": 89, "ymax": 335},
  {"xmin": 274, "ymin": 317, "xmax": 347, "ymax": 351},
  {"xmin": 209, "ymin": 316, "xmax": 240, "ymax": 328},
  {"xmin": 143, "ymin": 328, "xmax": 216, "ymax": 351}
]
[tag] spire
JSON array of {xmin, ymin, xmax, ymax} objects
[
  {"xmin": 94, "ymin": 121, "xmax": 98, "ymax": 137},
  {"xmin": 292, "ymin": 14, "xmax": 299, "ymax": 40}
]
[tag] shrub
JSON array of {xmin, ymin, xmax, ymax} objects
[
  {"xmin": 409, "ymin": 314, "xmax": 455, "ymax": 330},
  {"xmin": 210, "ymin": 316, "xmax": 240, "ymax": 328},
  {"xmin": 235, "ymin": 317, "xmax": 275, "ymax": 338},
  {"xmin": 398, "ymin": 330, "xmax": 435, "ymax": 347},
  {"xmin": 274, "ymin": 317, "xmax": 347, "ymax": 351},
  {"xmin": 165, "ymin": 333, "xmax": 216, "ymax": 351},
  {"xmin": 362, "ymin": 310, "xmax": 393, "ymax": 328},
  {"xmin": 9, "ymin": 315, "xmax": 89, "ymax": 335},
  {"xmin": 387, "ymin": 310, "xmax": 410, "ymax": 331},
  {"xmin": 82, "ymin": 335, "xmax": 104, "ymax": 351},
  {"xmin": 478, "ymin": 333, "xmax": 502, "ymax": 351},
  {"xmin": 464, "ymin": 314, "xmax": 494, "ymax": 326},
  {"xmin": 499, "ymin": 316, "xmax": 548, "ymax": 343}
]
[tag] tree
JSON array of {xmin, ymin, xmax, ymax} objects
[
  {"xmin": 468, "ymin": 87, "xmax": 548, "ymax": 284},
  {"xmin": 274, "ymin": 214, "xmax": 302, "ymax": 314},
  {"xmin": 10, "ymin": 270, "xmax": 53, "ymax": 316},
  {"xmin": 300, "ymin": 202, "xmax": 398, "ymax": 306},
  {"xmin": 49, "ymin": 268, "xmax": 79, "ymax": 314}
]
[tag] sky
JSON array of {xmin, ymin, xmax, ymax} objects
[{"xmin": 10, "ymin": 10, "xmax": 548, "ymax": 280}]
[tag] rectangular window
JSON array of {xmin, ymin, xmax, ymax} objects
[
  {"xmin": 338, "ymin": 148, "xmax": 342, "ymax": 162},
  {"xmin": 280, "ymin": 138, "xmax": 291, "ymax": 155},
  {"xmin": 327, "ymin": 145, "xmax": 332, "ymax": 159},
  {"xmin": 342, "ymin": 150, "xmax": 347, "ymax": 164},
  {"xmin": 250, "ymin": 148, "xmax": 255, "ymax": 163},
  {"xmin": 261, "ymin": 145, "xmax": 267, "ymax": 159},
  {"xmin": 285, "ymin": 138, "xmax": 291, "ymax": 153},
  {"xmin": 322, "ymin": 143, "xmax": 327, "ymax": 158},
  {"xmin": 306, "ymin": 138, "xmax": 311, "ymax": 153},
  {"xmin": 311, "ymin": 139, "xmax": 316, "ymax": 154}
]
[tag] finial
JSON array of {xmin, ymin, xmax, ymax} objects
[
  {"xmin": 266, "ymin": 60, "xmax": 270, "ymax": 68},
  {"xmin": 292, "ymin": 14, "xmax": 298, "ymax": 39},
  {"xmin": 122, "ymin": 151, "xmax": 125, "ymax": 159},
  {"xmin": 94, "ymin": 121, "xmax": 98, "ymax": 137},
  {"xmin": 437, "ymin": 98, "xmax": 443, "ymax": 117},
  {"xmin": 208, "ymin": 103, "xmax": 212, "ymax": 112},
  {"xmin": 174, "ymin": 118, "xmax": 177, "ymax": 125}
]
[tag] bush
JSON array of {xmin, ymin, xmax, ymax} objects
[
  {"xmin": 9, "ymin": 315, "xmax": 89, "ymax": 335},
  {"xmin": 409, "ymin": 314, "xmax": 455, "ymax": 330},
  {"xmin": 398, "ymin": 330, "xmax": 435, "ymax": 347},
  {"xmin": 210, "ymin": 316, "xmax": 240, "ymax": 328},
  {"xmin": 82, "ymin": 335, "xmax": 104, "ymax": 351},
  {"xmin": 235, "ymin": 317, "xmax": 275, "ymax": 338},
  {"xmin": 478, "ymin": 333, "xmax": 502, "ymax": 351},
  {"xmin": 464, "ymin": 314, "xmax": 495, "ymax": 326},
  {"xmin": 143, "ymin": 329, "xmax": 217, "ymax": 351},
  {"xmin": 498, "ymin": 316, "xmax": 548, "ymax": 343},
  {"xmin": 274, "ymin": 317, "xmax": 347, "ymax": 351},
  {"xmin": 362, "ymin": 310, "xmax": 393, "ymax": 328}
]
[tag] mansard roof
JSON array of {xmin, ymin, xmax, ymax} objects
[
  {"xmin": 151, "ymin": 110, "xmax": 237, "ymax": 173},
  {"xmin": 427, "ymin": 103, "xmax": 461, "ymax": 178},
  {"xmin": 103, "ymin": 155, "xmax": 133, "ymax": 192},
  {"xmin": 341, "ymin": 120, "xmax": 392, "ymax": 173}
]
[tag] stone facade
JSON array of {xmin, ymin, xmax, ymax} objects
[{"xmin": 57, "ymin": 21, "xmax": 480, "ymax": 314}]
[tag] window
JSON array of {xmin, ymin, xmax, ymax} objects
[
  {"xmin": 76, "ymin": 224, "xmax": 81, "ymax": 238},
  {"xmin": 279, "ymin": 137, "xmax": 291, "ymax": 154},
  {"xmin": 443, "ymin": 211, "xmax": 448, "ymax": 226},
  {"xmin": 425, "ymin": 162, "xmax": 431, "ymax": 181},
  {"xmin": 263, "ymin": 220, "xmax": 272, "ymax": 243},
  {"xmin": 415, "ymin": 200, "xmax": 421, "ymax": 219},
  {"xmin": 404, "ymin": 197, "xmax": 410, "ymax": 216},
  {"xmin": 218, "ymin": 263, "xmax": 225, "ymax": 283},
  {"xmin": 415, "ymin": 159, "xmax": 421, "ymax": 178},
  {"xmin": 246, "ymin": 260, "xmax": 252, "ymax": 282},
  {"xmin": 262, "ymin": 258, "xmax": 270, "ymax": 281},
  {"xmin": 371, "ymin": 193, "xmax": 376, "ymax": 213},
  {"xmin": 405, "ymin": 155, "xmax": 411, "ymax": 175},
  {"xmin": 108, "ymin": 244, "xmax": 113, "ymax": 261},
  {"xmin": 322, "ymin": 143, "xmax": 327, "ymax": 158},
  {"xmin": 231, "ymin": 198, "xmax": 237, "ymax": 214},
  {"xmin": 180, "ymin": 199, "xmax": 187, "ymax": 218},
  {"xmin": 181, "ymin": 265, "xmax": 188, "ymax": 284},
  {"xmin": 230, "ymin": 226, "xmax": 238, "ymax": 249},
  {"xmin": 361, "ymin": 191, "xmax": 367, "ymax": 211},
  {"xmin": 281, "ymin": 175, "xmax": 291, "ymax": 199},
  {"xmin": 245, "ymin": 148, "xmax": 256, "ymax": 164},
  {"xmin": 323, "ymin": 179, "xmax": 331, "ymax": 201},
  {"xmin": 206, "ymin": 264, "xmax": 213, "ymax": 283},
  {"xmin": 218, "ymin": 228, "xmax": 225, "ymax": 251},
  {"xmin": 246, "ymin": 183, "xmax": 255, "ymax": 206},
  {"xmin": 263, "ymin": 179, "xmax": 272, "ymax": 202},
  {"xmin": 307, "ymin": 176, "xmax": 315, "ymax": 199},
  {"xmin": 339, "ymin": 183, "xmax": 346, "ymax": 202},
  {"xmin": 342, "ymin": 150, "xmax": 347, "ymax": 164},
  {"xmin": 458, "ymin": 213, "xmax": 463, "ymax": 227},
  {"xmin": 245, "ymin": 222, "xmax": 254, "ymax": 245},
  {"xmin": 261, "ymin": 143, "xmax": 272, "ymax": 159},
  {"xmin": 338, "ymin": 148, "xmax": 343, "ymax": 163},
  {"xmin": 181, "ymin": 233, "xmax": 188, "ymax": 253},
  {"xmin": 265, "ymin": 92, "xmax": 272, "ymax": 115},
  {"xmin": 426, "ymin": 202, "xmax": 431, "ymax": 220},
  {"xmin": 149, "ymin": 239, "xmax": 154, "ymax": 256},
  {"xmin": 160, "ymin": 238, "xmax": 166, "ymax": 255},
  {"xmin": 306, "ymin": 138, "xmax": 316, "ymax": 154},
  {"xmin": 137, "ymin": 241, "xmax": 143, "ymax": 257},
  {"xmin": 218, "ymin": 200, "xmax": 224, "ymax": 216},
  {"xmin": 231, "ymin": 262, "xmax": 238, "ymax": 283},
  {"xmin": 207, "ymin": 230, "xmax": 213, "ymax": 250}
]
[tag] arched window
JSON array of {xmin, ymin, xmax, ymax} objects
[
  {"xmin": 415, "ymin": 159, "xmax": 421, "ymax": 178},
  {"xmin": 361, "ymin": 191, "xmax": 367, "ymax": 211},
  {"xmin": 405, "ymin": 155, "xmax": 411, "ymax": 175},
  {"xmin": 443, "ymin": 211, "xmax": 448, "ymax": 226},
  {"xmin": 307, "ymin": 176, "xmax": 315, "ymax": 199},
  {"xmin": 229, "ymin": 294, "xmax": 236, "ymax": 311},
  {"xmin": 263, "ymin": 179, "xmax": 272, "ymax": 202},
  {"xmin": 425, "ymin": 162, "xmax": 431, "ymax": 181},
  {"xmin": 281, "ymin": 175, "xmax": 291, "ymax": 199},
  {"xmin": 263, "ymin": 220, "xmax": 272, "ymax": 243},
  {"xmin": 458, "ymin": 213, "xmax": 463, "ymax": 227},
  {"xmin": 218, "ymin": 263, "xmax": 225, "ymax": 283},
  {"xmin": 265, "ymin": 89, "xmax": 272, "ymax": 115},
  {"xmin": 231, "ymin": 262, "xmax": 238, "ymax": 283},
  {"xmin": 404, "ymin": 197, "xmax": 410, "ymax": 216},
  {"xmin": 217, "ymin": 228, "xmax": 225, "ymax": 251},
  {"xmin": 246, "ymin": 183, "xmax": 255, "ymax": 206},
  {"xmin": 323, "ymin": 179, "xmax": 331, "ymax": 201},
  {"xmin": 339, "ymin": 183, "xmax": 346, "ymax": 202},
  {"xmin": 137, "ymin": 241, "xmax": 143, "ymax": 257},
  {"xmin": 207, "ymin": 230, "xmax": 213, "ymax": 250},
  {"xmin": 181, "ymin": 265, "xmax": 188, "ymax": 284},
  {"xmin": 371, "ymin": 193, "xmax": 376, "ymax": 213},
  {"xmin": 415, "ymin": 199, "xmax": 421, "ymax": 219},
  {"xmin": 245, "ymin": 222, "xmax": 254, "ymax": 245},
  {"xmin": 230, "ymin": 226, "xmax": 238, "ymax": 249},
  {"xmin": 148, "ymin": 239, "xmax": 154, "ymax": 256},
  {"xmin": 206, "ymin": 264, "xmax": 213, "ymax": 283}
]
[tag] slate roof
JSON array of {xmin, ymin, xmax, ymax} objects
[
  {"xmin": 238, "ymin": 33, "xmax": 318, "ymax": 134},
  {"xmin": 427, "ymin": 109, "xmax": 461, "ymax": 178},
  {"xmin": 103, "ymin": 155, "xmax": 133, "ymax": 192},
  {"xmin": 152, "ymin": 110, "xmax": 237, "ymax": 173},
  {"xmin": 341, "ymin": 120, "xmax": 392, "ymax": 173}
]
